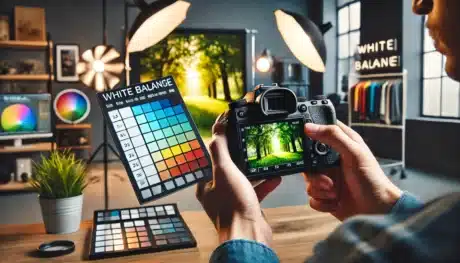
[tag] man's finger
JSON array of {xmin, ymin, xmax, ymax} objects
[
  {"xmin": 307, "ymin": 183, "xmax": 337, "ymax": 200},
  {"xmin": 209, "ymin": 121, "xmax": 251, "ymax": 189},
  {"xmin": 336, "ymin": 121, "xmax": 366, "ymax": 145},
  {"xmin": 304, "ymin": 123, "xmax": 359, "ymax": 156},
  {"xmin": 309, "ymin": 198, "xmax": 339, "ymax": 213},
  {"xmin": 254, "ymin": 177, "xmax": 282, "ymax": 202},
  {"xmin": 195, "ymin": 180, "xmax": 213, "ymax": 202},
  {"xmin": 209, "ymin": 122, "xmax": 233, "ymax": 166},
  {"xmin": 303, "ymin": 173, "xmax": 334, "ymax": 190}
]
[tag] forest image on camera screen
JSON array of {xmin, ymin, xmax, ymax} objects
[{"xmin": 244, "ymin": 120, "xmax": 304, "ymax": 170}]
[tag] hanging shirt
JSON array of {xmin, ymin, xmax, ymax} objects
[
  {"xmin": 385, "ymin": 81, "xmax": 392, "ymax": 125},
  {"xmin": 390, "ymin": 81, "xmax": 403, "ymax": 124},
  {"xmin": 367, "ymin": 82, "xmax": 374, "ymax": 118},
  {"xmin": 349, "ymin": 83, "xmax": 357, "ymax": 112},
  {"xmin": 369, "ymin": 82, "xmax": 380, "ymax": 117},
  {"xmin": 374, "ymin": 82, "xmax": 382, "ymax": 120},
  {"xmin": 380, "ymin": 81, "xmax": 388, "ymax": 121},
  {"xmin": 354, "ymin": 82, "xmax": 364, "ymax": 112},
  {"xmin": 360, "ymin": 81, "xmax": 372, "ymax": 120}
]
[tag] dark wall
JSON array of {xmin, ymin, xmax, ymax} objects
[
  {"xmin": 406, "ymin": 119, "xmax": 460, "ymax": 176},
  {"xmin": 0, "ymin": 0, "xmax": 308, "ymax": 161}
]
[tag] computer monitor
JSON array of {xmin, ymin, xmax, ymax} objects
[{"xmin": 0, "ymin": 94, "xmax": 53, "ymax": 146}]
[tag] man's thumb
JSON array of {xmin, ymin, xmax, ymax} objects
[
  {"xmin": 208, "ymin": 122, "xmax": 232, "ymax": 166},
  {"xmin": 304, "ymin": 123, "xmax": 356, "ymax": 156}
]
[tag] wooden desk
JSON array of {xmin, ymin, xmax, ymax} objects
[{"xmin": 0, "ymin": 206, "xmax": 339, "ymax": 262}]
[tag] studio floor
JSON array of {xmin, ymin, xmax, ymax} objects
[{"xmin": 1, "ymin": 162, "xmax": 460, "ymax": 225}]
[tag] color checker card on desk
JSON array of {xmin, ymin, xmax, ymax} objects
[
  {"xmin": 97, "ymin": 76, "xmax": 212, "ymax": 204},
  {"xmin": 89, "ymin": 204, "xmax": 197, "ymax": 260}
]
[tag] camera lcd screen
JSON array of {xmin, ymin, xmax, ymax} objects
[{"xmin": 243, "ymin": 120, "xmax": 304, "ymax": 174}]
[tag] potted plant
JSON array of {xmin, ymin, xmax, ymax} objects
[{"xmin": 31, "ymin": 150, "xmax": 88, "ymax": 234}]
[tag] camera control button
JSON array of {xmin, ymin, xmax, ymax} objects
[
  {"xmin": 230, "ymin": 99, "xmax": 247, "ymax": 109},
  {"xmin": 298, "ymin": 104, "xmax": 308, "ymax": 112},
  {"xmin": 311, "ymin": 101, "xmax": 318, "ymax": 105},
  {"xmin": 312, "ymin": 159, "xmax": 318, "ymax": 166},
  {"xmin": 315, "ymin": 142, "xmax": 329, "ymax": 155},
  {"xmin": 237, "ymin": 111, "xmax": 246, "ymax": 118},
  {"xmin": 322, "ymin": 100, "xmax": 328, "ymax": 104},
  {"xmin": 313, "ymin": 95, "xmax": 327, "ymax": 100}
]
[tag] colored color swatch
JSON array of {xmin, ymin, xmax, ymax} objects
[
  {"xmin": 54, "ymin": 89, "xmax": 90, "ymax": 124},
  {"xmin": 104, "ymin": 94, "xmax": 212, "ymax": 203},
  {"xmin": 89, "ymin": 204, "xmax": 196, "ymax": 260},
  {"xmin": 0, "ymin": 104, "xmax": 37, "ymax": 132}
]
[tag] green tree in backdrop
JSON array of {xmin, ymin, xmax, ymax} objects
[{"xmin": 139, "ymin": 32, "xmax": 245, "ymax": 138}]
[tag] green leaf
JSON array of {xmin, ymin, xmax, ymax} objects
[{"xmin": 30, "ymin": 150, "xmax": 88, "ymax": 198}]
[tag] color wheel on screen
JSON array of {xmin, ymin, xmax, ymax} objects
[
  {"xmin": 54, "ymin": 89, "xmax": 91, "ymax": 124},
  {"xmin": 0, "ymin": 104, "xmax": 37, "ymax": 132}
]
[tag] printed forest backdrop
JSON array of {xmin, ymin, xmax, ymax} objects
[
  {"xmin": 139, "ymin": 32, "xmax": 245, "ymax": 138},
  {"xmin": 246, "ymin": 122, "xmax": 303, "ymax": 168}
]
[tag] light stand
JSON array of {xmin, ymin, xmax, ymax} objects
[{"xmin": 84, "ymin": 0, "xmax": 121, "ymax": 209}]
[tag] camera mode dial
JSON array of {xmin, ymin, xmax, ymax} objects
[
  {"xmin": 314, "ymin": 142, "xmax": 329, "ymax": 155},
  {"xmin": 298, "ymin": 104, "xmax": 308, "ymax": 112}
]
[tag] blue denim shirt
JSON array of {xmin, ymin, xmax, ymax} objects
[{"xmin": 210, "ymin": 192, "xmax": 460, "ymax": 263}]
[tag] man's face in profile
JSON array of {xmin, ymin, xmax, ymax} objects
[{"xmin": 413, "ymin": 0, "xmax": 460, "ymax": 81}]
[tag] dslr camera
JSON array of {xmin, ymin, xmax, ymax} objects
[{"xmin": 226, "ymin": 84, "xmax": 340, "ymax": 180}]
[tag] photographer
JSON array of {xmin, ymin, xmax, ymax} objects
[{"xmin": 196, "ymin": 0, "xmax": 460, "ymax": 262}]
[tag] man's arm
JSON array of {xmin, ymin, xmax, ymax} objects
[
  {"xmin": 211, "ymin": 239, "xmax": 279, "ymax": 263},
  {"xmin": 208, "ymin": 192, "xmax": 422, "ymax": 263},
  {"xmin": 307, "ymin": 192, "xmax": 460, "ymax": 263}
]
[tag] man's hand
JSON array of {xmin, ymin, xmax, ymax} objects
[
  {"xmin": 304, "ymin": 121, "xmax": 403, "ymax": 221},
  {"xmin": 196, "ymin": 116, "xmax": 281, "ymax": 246}
]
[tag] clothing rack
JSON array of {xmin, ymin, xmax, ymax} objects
[{"xmin": 348, "ymin": 70, "xmax": 407, "ymax": 178}]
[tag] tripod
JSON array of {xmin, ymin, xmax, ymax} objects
[
  {"xmin": 86, "ymin": 130, "xmax": 120, "ymax": 165},
  {"xmin": 86, "ymin": 105, "xmax": 121, "ymax": 210},
  {"xmin": 84, "ymin": 0, "xmax": 120, "ymax": 210}
]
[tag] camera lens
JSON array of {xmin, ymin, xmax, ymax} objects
[{"xmin": 315, "ymin": 142, "xmax": 329, "ymax": 155}]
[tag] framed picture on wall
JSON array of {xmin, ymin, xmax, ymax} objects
[
  {"xmin": 14, "ymin": 6, "xmax": 46, "ymax": 41},
  {"xmin": 55, "ymin": 44, "xmax": 79, "ymax": 82}
]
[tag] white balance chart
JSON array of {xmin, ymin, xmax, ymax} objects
[{"xmin": 97, "ymin": 76, "xmax": 212, "ymax": 204}]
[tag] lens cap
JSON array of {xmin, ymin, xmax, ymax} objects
[{"xmin": 37, "ymin": 240, "xmax": 75, "ymax": 257}]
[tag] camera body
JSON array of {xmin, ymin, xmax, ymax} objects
[{"xmin": 226, "ymin": 84, "xmax": 340, "ymax": 180}]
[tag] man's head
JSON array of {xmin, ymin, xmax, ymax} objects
[{"xmin": 413, "ymin": 0, "xmax": 460, "ymax": 81}]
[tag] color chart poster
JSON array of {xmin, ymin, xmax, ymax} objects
[
  {"xmin": 97, "ymin": 76, "xmax": 212, "ymax": 204},
  {"xmin": 356, "ymin": 0, "xmax": 403, "ymax": 74}
]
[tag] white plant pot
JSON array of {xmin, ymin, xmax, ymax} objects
[{"xmin": 39, "ymin": 194, "xmax": 83, "ymax": 234}]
